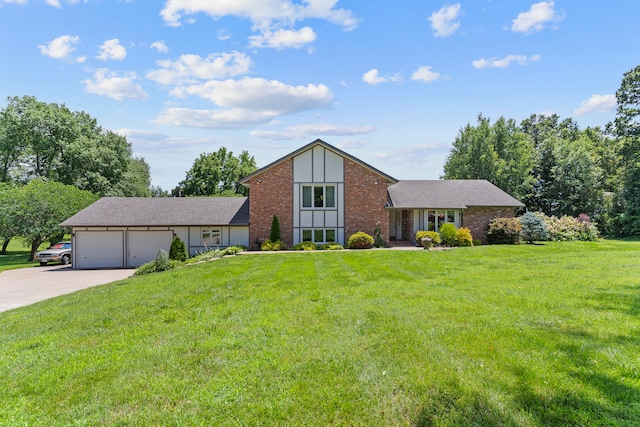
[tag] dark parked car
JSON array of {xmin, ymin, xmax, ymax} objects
[{"xmin": 34, "ymin": 242, "xmax": 72, "ymax": 266}]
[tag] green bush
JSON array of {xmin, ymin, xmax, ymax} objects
[
  {"xmin": 261, "ymin": 239, "xmax": 287, "ymax": 251},
  {"xmin": 455, "ymin": 227, "xmax": 473, "ymax": 247},
  {"xmin": 169, "ymin": 235, "xmax": 188, "ymax": 261},
  {"xmin": 519, "ymin": 212, "xmax": 549, "ymax": 244},
  {"xmin": 373, "ymin": 221, "xmax": 387, "ymax": 248},
  {"xmin": 487, "ymin": 217, "xmax": 522, "ymax": 244},
  {"xmin": 321, "ymin": 243, "xmax": 345, "ymax": 250},
  {"xmin": 292, "ymin": 242, "xmax": 317, "ymax": 251},
  {"xmin": 535, "ymin": 212, "xmax": 599, "ymax": 241},
  {"xmin": 472, "ymin": 239, "xmax": 483, "ymax": 246},
  {"xmin": 269, "ymin": 215, "xmax": 281, "ymax": 243},
  {"xmin": 439, "ymin": 223, "xmax": 458, "ymax": 246},
  {"xmin": 416, "ymin": 230, "xmax": 441, "ymax": 247},
  {"xmin": 347, "ymin": 231, "xmax": 374, "ymax": 249},
  {"xmin": 135, "ymin": 249, "xmax": 174, "ymax": 276}
]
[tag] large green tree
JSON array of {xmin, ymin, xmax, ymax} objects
[
  {"xmin": 174, "ymin": 147, "xmax": 257, "ymax": 197},
  {"xmin": 13, "ymin": 179, "xmax": 98, "ymax": 261},
  {"xmin": 443, "ymin": 115, "xmax": 535, "ymax": 201},
  {"xmin": 0, "ymin": 95, "xmax": 150, "ymax": 196},
  {"xmin": 0, "ymin": 184, "xmax": 20, "ymax": 253}
]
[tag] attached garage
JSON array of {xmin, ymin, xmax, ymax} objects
[
  {"xmin": 61, "ymin": 197, "xmax": 250, "ymax": 269},
  {"xmin": 75, "ymin": 231, "xmax": 125, "ymax": 269}
]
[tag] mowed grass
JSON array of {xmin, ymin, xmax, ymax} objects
[
  {"xmin": 0, "ymin": 239, "xmax": 43, "ymax": 272},
  {"xmin": 1, "ymin": 241, "xmax": 639, "ymax": 426}
]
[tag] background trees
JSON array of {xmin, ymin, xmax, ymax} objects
[{"xmin": 173, "ymin": 147, "xmax": 257, "ymax": 197}]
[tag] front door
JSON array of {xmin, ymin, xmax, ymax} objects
[{"xmin": 390, "ymin": 210, "xmax": 403, "ymax": 240}]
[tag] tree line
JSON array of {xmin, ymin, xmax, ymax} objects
[{"xmin": 443, "ymin": 65, "xmax": 640, "ymax": 237}]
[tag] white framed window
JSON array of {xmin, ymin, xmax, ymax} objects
[
  {"xmin": 426, "ymin": 210, "xmax": 459, "ymax": 232},
  {"xmin": 302, "ymin": 229, "xmax": 336, "ymax": 243},
  {"xmin": 302, "ymin": 185, "xmax": 335, "ymax": 209},
  {"xmin": 202, "ymin": 229, "xmax": 221, "ymax": 246}
]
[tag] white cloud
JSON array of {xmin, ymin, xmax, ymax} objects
[
  {"xmin": 4, "ymin": 0, "xmax": 84, "ymax": 6},
  {"xmin": 251, "ymin": 123, "xmax": 375, "ymax": 140},
  {"xmin": 83, "ymin": 69, "xmax": 149, "ymax": 100},
  {"xmin": 38, "ymin": 35, "xmax": 80, "ymax": 60},
  {"xmin": 411, "ymin": 66, "xmax": 442, "ymax": 82},
  {"xmin": 146, "ymin": 51, "xmax": 252, "ymax": 86},
  {"xmin": 218, "ymin": 29, "xmax": 232, "ymax": 41},
  {"xmin": 428, "ymin": 3, "xmax": 461, "ymax": 37},
  {"xmin": 573, "ymin": 94, "xmax": 617, "ymax": 116},
  {"xmin": 156, "ymin": 77, "xmax": 332, "ymax": 129},
  {"xmin": 249, "ymin": 26, "xmax": 316, "ymax": 49},
  {"xmin": 472, "ymin": 54, "xmax": 540, "ymax": 69},
  {"xmin": 512, "ymin": 1, "xmax": 564, "ymax": 34},
  {"xmin": 96, "ymin": 38, "xmax": 127, "ymax": 60},
  {"xmin": 151, "ymin": 41, "xmax": 169, "ymax": 53},
  {"xmin": 362, "ymin": 69, "xmax": 401, "ymax": 85}
]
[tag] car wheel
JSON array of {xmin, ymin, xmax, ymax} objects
[
  {"xmin": 39, "ymin": 262, "xmax": 48, "ymax": 266},
  {"xmin": 61, "ymin": 254, "xmax": 71, "ymax": 265}
]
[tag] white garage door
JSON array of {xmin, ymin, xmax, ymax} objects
[
  {"xmin": 75, "ymin": 231, "xmax": 124, "ymax": 269},
  {"xmin": 127, "ymin": 231, "xmax": 173, "ymax": 267}
]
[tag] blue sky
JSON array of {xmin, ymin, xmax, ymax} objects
[{"xmin": 1, "ymin": 1, "xmax": 638, "ymax": 191}]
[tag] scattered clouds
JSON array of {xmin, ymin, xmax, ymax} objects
[
  {"xmin": 251, "ymin": 123, "xmax": 375, "ymax": 140},
  {"xmin": 156, "ymin": 77, "xmax": 333, "ymax": 129},
  {"xmin": 362, "ymin": 69, "xmax": 401, "ymax": 85},
  {"xmin": 159, "ymin": 0, "xmax": 358, "ymax": 50},
  {"xmin": 83, "ymin": 68, "xmax": 149, "ymax": 100},
  {"xmin": 38, "ymin": 35, "xmax": 81, "ymax": 61},
  {"xmin": 96, "ymin": 38, "xmax": 127, "ymax": 60},
  {"xmin": 428, "ymin": 3, "xmax": 461, "ymax": 37},
  {"xmin": 146, "ymin": 51, "xmax": 252, "ymax": 86},
  {"xmin": 472, "ymin": 54, "xmax": 540, "ymax": 69},
  {"xmin": 512, "ymin": 1, "xmax": 564, "ymax": 34},
  {"xmin": 249, "ymin": 26, "xmax": 316, "ymax": 49},
  {"xmin": 217, "ymin": 29, "xmax": 232, "ymax": 41},
  {"xmin": 411, "ymin": 66, "xmax": 442, "ymax": 83},
  {"xmin": 573, "ymin": 94, "xmax": 617, "ymax": 116},
  {"xmin": 151, "ymin": 41, "xmax": 169, "ymax": 53}
]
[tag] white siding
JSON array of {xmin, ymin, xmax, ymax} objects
[
  {"xmin": 293, "ymin": 150, "xmax": 313, "ymax": 182},
  {"xmin": 313, "ymin": 145, "xmax": 325, "ymax": 182},
  {"xmin": 325, "ymin": 150, "xmax": 344, "ymax": 182}
]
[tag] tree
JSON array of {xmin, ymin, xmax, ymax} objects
[
  {"xmin": 269, "ymin": 215, "xmax": 281, "ymax": 242},
  {"xmin": 174, "ymin": 147, "xmax": 257, "ymax": 197},
  {"xmin": 14, "ymin": 179, "xmax": 98, "ymax": 261},
  {"xmin": 443, "ymin": 115, "xmax": 535, "ymax": 201},
  {"xmin": 0, "ymin": 184, "xmax": 20, "ymax": 253},
  {"xmin": 519, "ymin": 212, "xmax": 548, "ymax": 244},
  {"xmin": 169, "ymin": 235, "xmax": 188, "ymax": 262},
  {"xmin": 610, "ymin": 65, "xmax": 640, "ymax": 235}
]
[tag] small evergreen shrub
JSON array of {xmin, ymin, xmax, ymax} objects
[
  {"xmin": 487, "ymin": 217, "xmax": 522, "ymax": 244},
  {"xmin": 292, "ymin": 241, "xmax": 317, "ymax": 251},
  {"xmin": 373, "ymin": 221, "xmax": 387, "ymax": 248},
  {"xmin": 472, "ymin": 239, "xmax": 482, "ymax": 246},
  {"xmin": 519, "ymin": 212, "xmax": 549, "ymax": 244},
  {"xmin": 439, "ymin": 223, "xmax": 458, "ymax": 246},
  {"xmin": 269, "ymin": 215, "xmax": 281, "ymax": 242},
  {"xmin": 261, "ymin": 239, "xmax": 287, "ymax": 251},
  {"xmin": 169, "ymin": 235, "xmax": 188, "ymax": 261},
  {"xmin": 321, "ymin": 243, "xmax": 345, "ymax": 250},
  {"xmin": 347, "ymin": 231, "xmax": 374, "ymax": 249},
  {"xmin": 135, "ymin": 249, "xmax": 174, "ymax": 276},
  {"xmin": 455, "ymin": 227, "xmax": 473, "ymax": 247}
]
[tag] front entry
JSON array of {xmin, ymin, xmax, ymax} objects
[{"xmin": 389, "ymin": 210, "xmax": 403, "ymax": 240}]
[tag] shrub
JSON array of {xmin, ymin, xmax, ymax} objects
[
  {"xmin": 134, "ymin": 249, "xmax": 174, "ymax": 276},
  {"xmin": 373, "ymin": 221, "xmax": 387, "ymax": 248},
  {"xmin": 455, "ymin": 227, "xmax": 473, "ymax": 247},
  {"xmin": 535, "ymin": 212, "xmax": 599, "ymax": 241},
  {"xmin": 261, "ymin": 239, "xmax": 287, "ymax": 251},
  {"xmin": 347, "ymin": 231, "xmax": 374, "ymax": 249},
  {"xmin": 321, "ymin": 243, "xmax": 345, "ymax": 250},
  {"xmin": 519, "ymin": 212, "xmax": 549, "ymax": 244},
  {"xmin": 292, "ymin": 241, "xmax": 317, "ymax": 251},
  {"xmin": 169, "ymin": 235, "xmax": 188, "ymax": 261},
  {"xmin": 269, "ymin": 215, "xmax": 281, "ymax": 242},
  {"xmin": 416, "ymin": 230, "xmax": 441, "ymax": 247},
  {"xmin": 472, "ymin": 239, "xmax": 482, "ymax": 246},
  {"xmin": 487, "ymin": 217, "xmax": 522, "ymax": 244},
  {"xmin": 439, "ymin": 223, "xmax": 458, "ymax": 246}
]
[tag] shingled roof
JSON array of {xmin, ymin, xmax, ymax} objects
[
  {"xmin": 387, "ymin": 180, "xmax": 524, "ymax": 209},
  {"xmin": 60, "ymin": 197, "xmax": 249, "ymax": 227}
]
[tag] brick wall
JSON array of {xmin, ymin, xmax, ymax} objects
[
  {"xmin": 463, "ymin": 207, "xmax": 516, "ymax": 243},
  {"xmin": 246, "ymin": 160, "xmax": 293, "ymax": 248},
  {"xmin": 344, "ymin": 160, "xmax": 390, "ymax": 242}
]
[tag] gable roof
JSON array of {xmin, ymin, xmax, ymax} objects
[
  {"xmin": 239, "ymin": 139, "xmax": 397, "ymax": 185},
  {"xmin": 60, "ymin": 197, "xmax": 249, "ymax": 227},
  {"xmin": 387, "ymin": 180, "xmax": 525, "ymax": 209}
]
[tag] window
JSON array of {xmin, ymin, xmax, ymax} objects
[
  {"xmin": 423, "ymin": 210, "xmax": 460, "ymax": 232},
  {"xmin": 202, "ymin": 229, "xmax": 221, "ymax": 246},
  {"xmin": 302, "ymin": 185, "xmax": 335, "ymax": 208},
  {"xmin": 302, "ymin": 229, "xmax": 336, "ymax": 243}
]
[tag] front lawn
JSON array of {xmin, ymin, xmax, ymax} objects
[
  {"xmin": 0, "ymin": 239, "xmax": 39, "ymax": 272},
  {"xmin": 1, "ymin": 241, "xmax": 639, "ymax": 425}
]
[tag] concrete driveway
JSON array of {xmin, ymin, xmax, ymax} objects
[{"xmin": 0, "ymin": 265, "xmax": 133, "ymax": 313}]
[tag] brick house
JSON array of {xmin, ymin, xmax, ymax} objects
[{"xmin": 62, "ymin": 139, "xmax": 523, "ymax": 268}]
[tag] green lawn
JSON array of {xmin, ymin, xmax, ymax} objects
[
  {"xmin": 0, "ymin": 239, "xmax": 39, "ymax": 272},
  {"xmin": 1, "ymin": 241, "xmax": 639, "ymax": 426}
]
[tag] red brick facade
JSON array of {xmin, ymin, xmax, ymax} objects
[
  {"xmin": 463, "ymin": 207, "xmax": 516, "ymax": 244},
  {"xmin": 246, "ymin": 159, "xmax": 293, "ymax": 248},
  {"xmin": 344, "ymin": 160, "xmax": 391, "ymax": 242}
]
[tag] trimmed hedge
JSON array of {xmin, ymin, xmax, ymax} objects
[{"xmin": 347, "ymin": 232, "xmax": 374, "ymax": 249}]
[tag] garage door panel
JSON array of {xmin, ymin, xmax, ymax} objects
[
  {"xmin": 76, "ymin": 231, "xmax": 124, "ymax": 269},
  {"xmin": 127, "ymin": 231, "xmax": 173, "ymax": 267}
]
